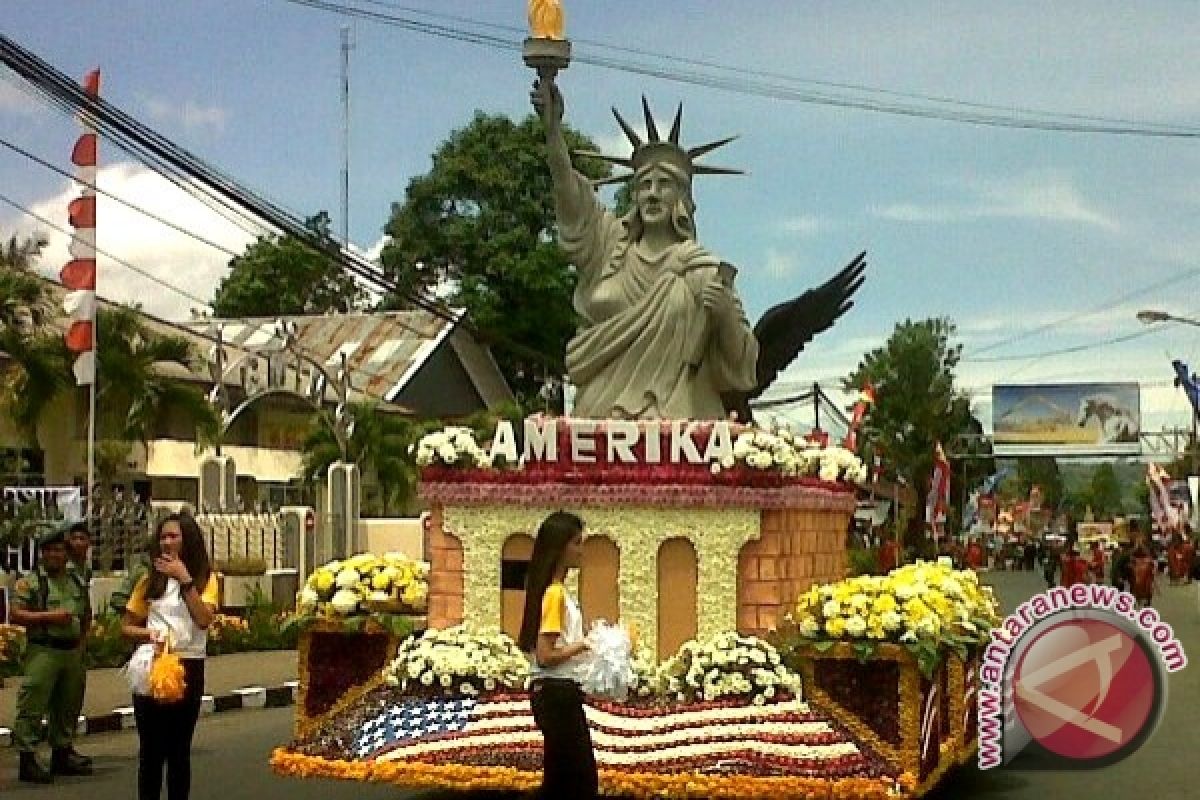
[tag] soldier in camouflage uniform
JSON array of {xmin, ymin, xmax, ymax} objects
[
  {"xmin": 9, "ymin": 526, "xmax": 93, "ymax": 783},
  {"xmin": 64, "ymin": 522, "xmax": 95, "ymax": 772}
]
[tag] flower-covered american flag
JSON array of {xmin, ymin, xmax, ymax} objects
[{"xmin": 352, "ymin": 693, "xmax": 875, "ymax": 779}]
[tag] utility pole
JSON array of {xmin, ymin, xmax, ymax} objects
[{"xmin": 340, "ymin": 25, "xmax": 353, "ymax": 243}]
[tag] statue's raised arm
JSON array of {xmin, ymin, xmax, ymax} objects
[{"xmin": 530, "ymin": 77, "xmax": 621, "ymax": 289}]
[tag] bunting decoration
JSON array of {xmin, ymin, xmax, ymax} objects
[
  {"xmin": 842, "ymin": 382, "xmax": 876, "ymax": 452},
  {"xmin": 61, "ymin": 68, "xmax": 100, "ymax": 386},
  {"xmin": 1146, "ymin": 462, "xmax": 1180, "ymax": 534},
  {"xmin": 925, "ymin": 441, "xmax": 951, "ymax": 536}
]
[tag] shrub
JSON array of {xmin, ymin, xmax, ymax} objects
[{"xmin": 216, "ymin": 556, "xmax": 268, "ymax": 576}]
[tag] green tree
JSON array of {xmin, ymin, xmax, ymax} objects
[
  {"xmin": 1, "ymin": 231, "xmax": 69, "ymax": 437},
  {"xmin": 1086, "ymin": 462, "xmax": 1123, "ymax": 519},
  {"xmin": 1016, "ymin": 456, "xmax": 1064, "ymax": 511},
  {"xmin": 1, "ymin": 232, "xmax": 52, "ymax": 334},
  {"xmin": 846, "ymin": 318, "xmax": 979, "ymax": 530},
  {"xmin": 379, "ymin": 112, "xmax": 610, "ymax": 405},
  {"xmin": 95, "ymin": 306, "xmax": 219, "ymax": 444},
  {"xmin": 299, "ymin": 402, "xmax": 430, "ymax": 516},
  {"xmin": 212, "ymin": 212, "xmax": 364, "ymax": 317}
]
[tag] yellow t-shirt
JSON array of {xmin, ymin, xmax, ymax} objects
[
  {"xmin": 539, "ymin": 583, "xmax": 567, "ymax": 636},
  {"xmin": 530, "ymin": 582, "xmax": 584, "ymax": 681},
  {"xmin": 126, "ymin": 574, "xmax": 219, "ymax": 659}
]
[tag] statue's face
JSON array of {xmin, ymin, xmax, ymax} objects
[{"xmin": 634, "ymin": 166, "xmax": 681, "ymax": 229}]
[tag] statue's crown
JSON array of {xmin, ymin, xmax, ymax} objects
[{"xmin": 574, "ymin": 96, "xmax": 742, "ymax": 187}]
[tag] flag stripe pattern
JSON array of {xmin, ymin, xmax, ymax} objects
[
  {"xmin": 61, "ymin": 67, "xmax": 100, "ymax": 386},
  {"xmin": 353, "ymin": 694, "xmax": 872, "ymax": 778}
]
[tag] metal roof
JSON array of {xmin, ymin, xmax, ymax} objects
[{"xmin": 188, "ymin": 309, "xmax": 463, "ymax": 404}]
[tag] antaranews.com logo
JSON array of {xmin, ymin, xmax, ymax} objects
[{"xmin": 978, "ymin": 584, "xmax": 1187, "ymax": 769}]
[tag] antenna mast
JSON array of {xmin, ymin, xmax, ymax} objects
[{"xmin": 340, "ymin": 25, "xmax": 354, "ymax": 243}]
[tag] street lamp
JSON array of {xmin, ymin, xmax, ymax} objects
[
  {"xmin": 1138, "ymin": 309, "xmax": 1200, "ymax": 474},
  {"xmin": 1137, "ymin": 309, "xmax": 1200, "ymax": 327}
]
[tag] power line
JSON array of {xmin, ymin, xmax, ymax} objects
[
  {"xmin": 0, "ymin": 188, "xmax": 212, "ymax": 307},
  {"xmin": 0, "ymin": 189, "xmax": 394, "ymax": 392},
  {"xmin": 963, "ymin": 267, "xmax": 1200, "ymax": 360},
  {"xmin": 280, "ymin": 0, "xmax": 1200, "ymax": 138},
  {"xmin": 355, "ymin": 0, "xmax": 1200, "ymax": 136},
  {"xmin": 0, "ymin": 33, "xmax": 569, "ymax": 375},
  {"xmin": 0, "ymin": 135, "xmax": 244, "ymax": 259}
]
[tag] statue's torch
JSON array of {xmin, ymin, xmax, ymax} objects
[{"xmin": 523, "ymin": 0, "xmax": 571, "ymax": 85}]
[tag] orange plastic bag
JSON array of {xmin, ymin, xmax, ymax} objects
[{"xmin": 149, "ymin": 638, "xmax": 187, "ymax": 703}]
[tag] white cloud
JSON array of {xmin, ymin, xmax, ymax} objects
[
  {"xmin": 2, "ymin": 161, "xmax": 254, "ymax": 320},
  {"xmin": 780, "ymin": 214, "xmax": 824, "ymax": 237},
  {"xmin": 873, "ymin": 170, "xmax": 1118, "ymax": 231},
  {"xmin": 143, "ymin": 96, "xmax": 229, "ymax": 134},
  {"xmin": 763, "ymin": 247, "xmax": 797, "ymax": 280},
  {"xmin": 956, "ymin": 305, "xmax": 1148, "ymax": 341},
  {"xmin": 0, "ymin": 75, "xmax": 43, "ymax": 116}
]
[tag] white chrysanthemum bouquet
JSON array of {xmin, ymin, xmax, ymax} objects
[
  {"xmin": 384, "ymin": 625, "xmax": 530, "ymax": 696},
  {"xmin": 656, "ymin": 632, "xmax": 802, "ymax": 706}
]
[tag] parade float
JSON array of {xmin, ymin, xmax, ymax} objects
[{"xmin": 270, "ymin": 2, "xmax": 991, "ymax": 796}]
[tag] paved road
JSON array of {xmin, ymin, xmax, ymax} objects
[
  {"xmin": 931, "ymin": 569, "xmax": 1200, "ymax": 799},
  {"xmin": 1, "ymin": 569, "xmax": 1195, "ymax": 798}
]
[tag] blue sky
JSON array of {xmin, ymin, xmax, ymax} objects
[{"xmin": 4, "ymin": 1, "xmax": 1200, "ymax": 436}]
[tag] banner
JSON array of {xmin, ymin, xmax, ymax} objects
[{"xmin": 992, "ymin": 383, "xmax": 1141, "ymax": 456}]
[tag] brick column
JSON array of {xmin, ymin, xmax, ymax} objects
[
  {"xmin": 737, "ymin": 507, "xmax": 850, "ymax": 638},
  {"xmin": 424, "ymin": 505, "xmax": 464, "ymax": 628}
]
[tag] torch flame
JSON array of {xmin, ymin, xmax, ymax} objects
[{"xmin": 528, "ymin": 0, "xmax": 565, "ymax": 40}]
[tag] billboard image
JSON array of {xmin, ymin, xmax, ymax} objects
[{"xmin": 992, "ymin": 383, "xmax": 1141, "ymax": 456}]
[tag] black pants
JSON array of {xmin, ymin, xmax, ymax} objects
[
  {"xmin": 530, "ymin": 678, "xmax": 597, "ymax": 799},
  {"xmin": 133, "ymin": 658, "xmax": 205, "ymax": 800}
]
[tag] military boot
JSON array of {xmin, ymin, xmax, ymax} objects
[
  {"xmin": 52, "ymin": 747, "xmax": 94, "ymax": 776},
  {"xmin": 18, "ymin": 751, "xmax": 53, "ymax": 784}
]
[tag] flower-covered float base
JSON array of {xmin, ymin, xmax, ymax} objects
[
  {"xmin": 275, "ymin": 629, "xmax": 928, "ymax": 799},
  {"xmin": 289, "ymin": 553, "xmax": 432, "ymax": 738},
  {"xmin": 778, "ymin": 561, "xmax": 998, "ymax": 795},
  {"xmin": 789, "ymin": 643, "xmax": 978, "ymax": 795},
  {"xmin": 273, "ymin": 687, "xmax": 910, "ymax": 799}
]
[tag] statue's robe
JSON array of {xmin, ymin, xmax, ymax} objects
[{"xmin": 557, "ymin": 170, "xmax": 757, "ymax": 419}]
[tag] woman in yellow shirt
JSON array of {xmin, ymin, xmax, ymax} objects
[
  {"xmin": 517, "ymin": 511, "xmax": 596, "ymax": 798},
  {"xmin": 121, "ymin": 513, "xmax": 217, "ymax": 800}
]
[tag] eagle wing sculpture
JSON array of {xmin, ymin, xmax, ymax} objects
[{"xmin": 722, "ymin": 251, "xmax": 867, "ymax": 423}]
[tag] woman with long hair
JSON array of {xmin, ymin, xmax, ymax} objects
[
  {"xmin": 121, "ymin": 513, "xmax": 217, "ymax": 800},
  {"xmin": 518, "ymin": 511, "xmax": 596, "ymax": 798}
]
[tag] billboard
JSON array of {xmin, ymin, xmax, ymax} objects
[{"xmin": 992, "ymin": 383, "xmax": 1141, "ymax": 456}]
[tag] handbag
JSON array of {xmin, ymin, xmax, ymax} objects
[{"xmin": 124, "ymin": 643, "xmax": 155, "ymax": 696}]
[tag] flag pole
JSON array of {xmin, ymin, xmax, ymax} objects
[{"xmin": 87, "ymin": 351, "xmax": 96, "ymax": 522}]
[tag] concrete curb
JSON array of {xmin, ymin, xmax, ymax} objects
[{"xmin": 0, "ymin": 680, "xmax": 299, "ymax": 747}]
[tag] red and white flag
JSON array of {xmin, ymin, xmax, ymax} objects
[
  {"xmin": 1146, "ymin": 462, "xmax": 1179, "ymax": 532},
  {"xmin": 926, "ymin": 441, "xmax": 951, "ymax": 534},
  {"xmin": 842, "ymin": 382, "xmax": 876, "ymax": 452},
  {"xmin": 61, "ymin": 68, "xmax": 100, "ymax": 386}
]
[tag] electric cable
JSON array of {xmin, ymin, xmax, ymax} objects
[
  {"xmin": 280, "ymin": 0, "xmax": 1200, "ymax": 138},
  {"xmin": 0, "ymin": 33, "xmax": 569, "ymax": 374},
  {"xmin": 0, "ymin": 135, "xmax": 243, "ymax": 259},
  {"xmin": 0, "ymin": 188, "xmax": 212, "ymax": 307},
  {"xmin": 353, "ymin": 0, "xmax": 1200, "ymax": 135}
]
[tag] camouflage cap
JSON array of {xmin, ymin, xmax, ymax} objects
[{"xmin": 36, "ymin": 523, "xmax": 71, "ymax": 548}]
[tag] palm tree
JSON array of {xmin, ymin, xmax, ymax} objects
[
  {"xmin": 94, "ymin": 305, "xmax": 219, "ymax": 444},
  {"xmin": 1, "ymin": 231, "xmax": 66, "ymax": 437},
  {"xmin": 300, "ymin": 402, "xmax": 428, "ymax": 516}
]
